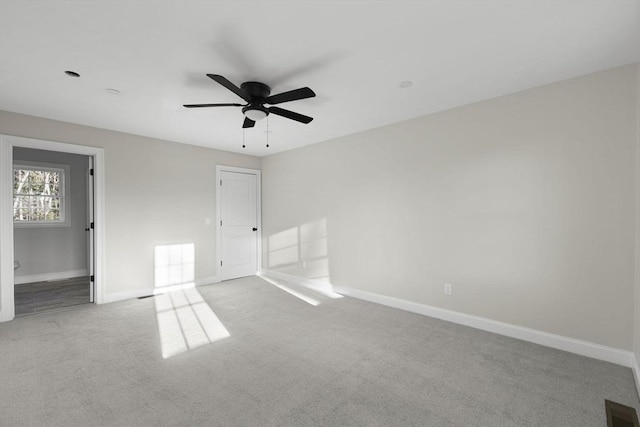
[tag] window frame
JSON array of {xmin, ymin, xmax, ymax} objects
[{"xmin": 13, "ymin": 161, "xmax": 71, "ymax": 228}]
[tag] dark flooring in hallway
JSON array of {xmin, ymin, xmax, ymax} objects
[{"xmin": 14, "ymin": 276, "xmax": 90, "ymax": 317}]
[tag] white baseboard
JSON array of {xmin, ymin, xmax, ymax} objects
[
  {"xmin": 335, "ymin": 285, "xmax": 634, "ymax": 367},
  {"xmin": 101, "ymin": 276, "xmax": 221, "ymax": 304},
  {"xmin": 195, "ymin": 276, "xmax": 220, "ymax": 286},
  {"xmin": 102, "ymin": 288, "xmax": 153, "ymax": 304},
  {"xmin": 259, "ymin": 270, "xmax": 634, "ymax": 368},
  {"xmin": 14, "ymin": 269, "xmax": 88, "ymax": 285},
  {"xmin": 0, "ymin": 308, "xmax": 13, "ymax": 323},
  {"xmin": 259, "ymin": 270, "xmax": 341, "ymax": 298}
]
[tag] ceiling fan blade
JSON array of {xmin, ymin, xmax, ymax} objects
[
  {"xmin": 207, "ymin": 74, "xmax": 250, "ymax": 102},
  {"xmin": 266, "ymin": 87, "xmax": 315, "ymax": 105},
  {"xmin": 268, "ymin": 106, "xmax": 313, "ymax": 124},
  {"xmin": 183, "ymin": 103, "xmax": 243, "ymax": 108},
  {"xmin": 242, "ymin": 117, "xmax": 256, "ymax": 128}
]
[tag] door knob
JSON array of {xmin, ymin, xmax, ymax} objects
[{"xmin": 252, "ymin": 227, "xmax": 258, "ymax": 231}]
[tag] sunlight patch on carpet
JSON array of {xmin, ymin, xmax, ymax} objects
[
  {"xmin": 155, "ymin": 287, "xmax": 230, "ymax": 358},
  {"xmin": 261, "ymin": 275, "xmax": 320, "ymax": 306}
]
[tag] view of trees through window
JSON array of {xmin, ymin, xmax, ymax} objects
[{"xmin": 13, "ymin": 167, "xmax": 64, "ymax": 222}]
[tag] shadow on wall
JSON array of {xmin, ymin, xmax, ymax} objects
[
  {"xmin": 152, "ymin": 243, "xmax": 229, "ymax": 359},
  {"xmin": 265, "ymin": 218, "xmax": 331, "ymax": 282}
]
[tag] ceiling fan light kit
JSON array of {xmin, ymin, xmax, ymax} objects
[
  {"xmin": 242, "ymin": 105, "xmax": 268, "ymax": 121},
  {"xmin": 184, "ymin": 74, "xmax": 316, "ymax": 146}
]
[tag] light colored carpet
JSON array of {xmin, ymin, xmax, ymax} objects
[{"xmin": 0, "ymin": 275, "xmax": 638, "ymax": 426}]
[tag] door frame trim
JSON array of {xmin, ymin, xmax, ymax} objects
[
  {"xmin": 215, "ymin": 165, "xmax": 261, "ymax": 281},
  {"xmin": 0, "ymin": 135, "xmax": 105, "ymax": 321}
]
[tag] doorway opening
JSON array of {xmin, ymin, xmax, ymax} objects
[
  {"xmin": 0, "ymin": 135, "xmax": 105, "ymax": 322},
  {"xmin": 12, "ymin": 147, "xmax": 94, "ymax": 316}
]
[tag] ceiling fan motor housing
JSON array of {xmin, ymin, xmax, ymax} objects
[
  {"xmin": 241, "ymin": 81, "xmax": 272, "ymax": 121},
  {"xmin": 241, "ymin": 81, "xmax": 271, "ymax": 100}
]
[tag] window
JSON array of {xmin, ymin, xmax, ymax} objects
[{"xmin": 13, "ymin": 162, "xmax": 69, "ymax": 227}]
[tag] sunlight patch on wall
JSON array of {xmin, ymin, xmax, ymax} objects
[
  {"xmin": 299, "ymin": 219, "xmax": 332, "ymax": 283},
  {"xmin": 154, "ymin": 243, "xmax": 195, "ymax": 288},
  {"xmin": 265, "ymin": 218, "xmax": 332, "ymax": 281},
  {"xmin": 268, "ymin": 227, "xmax": 299, "ymax": 268},
  {"xmin": 299, "ymin": 270, "xmax": 343, "ymax": 299},
  {"xmin": 154, "ymin": 287, "xmax": 230, "ymax": 359}
]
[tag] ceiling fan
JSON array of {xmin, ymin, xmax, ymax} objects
[{"xmin": 184, "ymin": 74, "xmax": 316, "ymax": 128}]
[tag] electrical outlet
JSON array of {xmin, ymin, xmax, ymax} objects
[{"xmin": 444, "ymin": 283, "xmax": 452, "ymax": 296}]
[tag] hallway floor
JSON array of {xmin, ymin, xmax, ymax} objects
[{"xmin": 14, "ymin": 276, "xmax": 90, "ymax": 317}]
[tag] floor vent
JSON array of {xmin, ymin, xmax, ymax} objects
[
  {"xmin": 606, "ymin": 400, "xmax": 639, "ymax": 427},
  {"xmin": 137, "ymin": 295, "xmax": 155, "ymax": 300}
]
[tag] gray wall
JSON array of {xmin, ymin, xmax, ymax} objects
[
  {"xmin": 0, "ymin": 113, "xmax": 260, "ymax": 299},
  {"xmin": 261, "ymin": 64, "xmax": 639, "ymax": 351},
  {"xmin": 1, "ymin": 65, "xmax": 638, "ymax": 376},
  {"xmin": 13, "ymin": 148, "xmax": 89, "ymax": 282}
]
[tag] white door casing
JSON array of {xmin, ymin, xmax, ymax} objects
[
  {"xmin": 0, "ymin": 135, "xmax": 105, "ymax": 322},
  {"xmin": 87, "ymin": 156, "xmax": 95, "ymax": 303},
  {"xmin": 217, "ymin": 166, "xmax": 261, "ymax": 281}
]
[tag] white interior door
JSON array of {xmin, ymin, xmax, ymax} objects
[{"xmin": 219, "ymin": 170, "xmax": 258, "ymax": 280}]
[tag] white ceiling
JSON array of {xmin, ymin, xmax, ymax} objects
[{"xmin": 1, "ymin": 1, "xmax": 638, "ymax": 157}]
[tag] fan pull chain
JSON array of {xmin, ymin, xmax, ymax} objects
[
  {"xmin": 266, "ymin": 117, "xmax": 270, "ymax": 148},
  {"xmin": 242, "ymin": 128, "xmax": 246, "ymax": 148}
]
